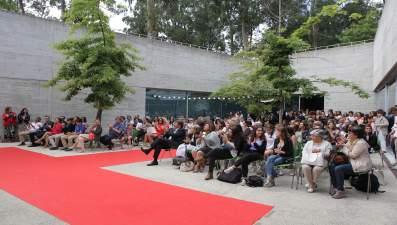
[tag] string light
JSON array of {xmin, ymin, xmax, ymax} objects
[{"xmin": 150, "ymin": 95, "xmax": 258, "ymax": 101}]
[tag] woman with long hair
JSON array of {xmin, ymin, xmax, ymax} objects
[
  {"xmin": 263, "ymin": 125, "xmax": 294, "ymax": 187},
  {"xmin": 204, "ymin": 124, "xmax": 248, "ymax": 180},
  {"xmin": 192, "ymin": 121, "xmax": 219, "ymax": 173},
  {"xmin": 224, "ymin": 126, "xmax": 266, "ymax": 185}
]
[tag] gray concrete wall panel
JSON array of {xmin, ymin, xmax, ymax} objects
[{"xmin": 292, "ymin": 43, "xmax": 376, "ymax": 112}]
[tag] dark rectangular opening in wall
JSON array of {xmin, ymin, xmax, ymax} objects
[
  {"xmin": 145, "ymin": 88, "xmax": 245, "ymax": 118},
  {"xmin": 300, "ymin": 96, "xmax": 324, "ymax": 111}
]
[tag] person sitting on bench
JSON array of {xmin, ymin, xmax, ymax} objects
[{"xmin": 141, "ymin": 120, "xmax": 186, "ymax": 166}]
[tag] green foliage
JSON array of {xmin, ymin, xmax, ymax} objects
[
  {"xmin": 123, "ymin": 0, "xmax": 268, "ymax": 52},
  {"xmin": 0, "ymin": 0, "xmax": 18, "ymax": 12},
  {"xmin": 312, "ymin": 76, "xmax": 370, "ymax": 98},
  {"xmin": 48, "ymin": 0, "xmax": 144, "ymax": 117},
  {"xmin": 214, "ymin": 31, "xmax": 369, "ymax": 118},
  {"xmin": 338, "ymin": 9, "xmax": 380, "ymax": 42},
  {"xmin": 292, "ymin": 0, "xmax": 382, "ymax": 47}
]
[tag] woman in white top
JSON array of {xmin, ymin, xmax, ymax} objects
[
  {"xmin": 301, "ymin": 129, "xmax": 332, "ymax": 193},
  {"xmin": 264, "ymin": 125, "xmax": 276, "ymax": 156}
]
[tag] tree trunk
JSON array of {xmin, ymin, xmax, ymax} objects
[
  {"xmin": 146, "ymin": 0, "xmax": 156, "ymax": 38},
  {"xmin": 241, "ymin": 19, "xmax": 249, "ymax": 50},
  {"xmin": 230, "ymin": 31, "xmax": 235, "ymax": 54},
  {"xmin": 310, "ymin": 0, "xmax": 318, "ymax": 48},
  {"xmin": 278, "ymin": 92, "xmax": 284, "ymax": 125},
  {"xmin": 278, "ymin": 0, "xmax": 281, "ymax": 35},
  {"xmin": 18, "ymin": 0, "xmax": 25, "ymax": 14},
  {"xmin": 60, "ymin": 0, "xmax": 66, "ymax": 19},
  {"xmin": 312, "ymin": 24, "xmax": 319, "ymax": 48},
  {"xmin": 96, "ymin": 108, "xmax": 103, "ymax": 121}
]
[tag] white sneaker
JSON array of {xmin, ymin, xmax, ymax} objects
[
  {"xmin": 305, "ymin": 183, "xmax": 317, "ymax": 189},
  {"xmin": 307, "ymin": 188, "xmax": 314, "ymax": 193},
  {"xmin": 278, "ymin": 170, "xmax": 284, "ymax": 176},
  {"xmin": 241, "ymin": 179, "xmax": 247, "ymax": 186},
  {"xmin": 224, "ymin": 166, "xmax": 235, "ymax": 174}
]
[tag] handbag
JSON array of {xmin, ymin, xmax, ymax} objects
[
  {"xmin": 88, "ymin": 132, "xmax": 95, "ymax": 141},
  {"xmin": 246, "ymin": 175, "xmax": 264, "ymax": 187},
  {"xmin": 329, "ymin": 151, "xmax": 349, "ymax": 165},
  {"xmin": 217, "ymin": 168, "xmax": 242, "ymax": 184},
  {"xmin": 180, "ymin": 161, "xmax": 194, "ymax": 172}
]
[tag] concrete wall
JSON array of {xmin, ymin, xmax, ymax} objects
[
  {"xmin": 0, "ymin": 10, "xmax": 237, "ymax": 132},
  {"xmin": 372, "ymin": 0, "xmax": 397, "ymax": 111},
  {"xmin": 373, "ymin": 0, "xmax": 397, "ymax": 90},
  {"xmin": 292, "ymin": 43, "xmax": 376, "ymax": 112}
]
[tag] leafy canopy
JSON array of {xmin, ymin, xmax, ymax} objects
[
  {"xmin": 213, "ymin": 31, "xmax": 369, "ymax": 117},
  {"xmin": 48, "ymin": 0, "xmax": 144, "ymax": 115},
  {"xmin": 0, "ymin": 0, "xmax": 18, "ymax": 12}
]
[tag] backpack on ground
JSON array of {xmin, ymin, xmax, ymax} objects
[
  {"xmin": 246, "ymin": 175, "xmax": 264, "ymax": 187},
  {"xmin": 217, "ymin": 168, "xmax": 242, "ymax": 184},
  {"xmin": 350, "ymin": 173, "xmax": 381, "ymax": 193}
]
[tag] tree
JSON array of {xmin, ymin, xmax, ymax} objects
[
  {"xmin": 213, "ymin": 31, "xmax": 369, "ymax": 123},
  {"xmin": 123, "ymin": 0, "xmax": 267, "ymax": 52},
  {"xmin": 146, "ymin": 0, "xmax": 156, "ymax": 38},
  {"xmin": 0, "ymin": 0, "xmax": 18, "ymax": 12},
  {"xmin": 338, "ymin": 9, "xmax": 380, "ymax": 42},
  {"xmin": 47, "ymin": 0, "xmax": 144, "ymax": 120},
  {"xmin": 0, "ymin": 0, "xmax": 69, "ymax": 18},
  {"xmin": 292, "ymin": 0, "xmax": 382, "ymax": 47}
]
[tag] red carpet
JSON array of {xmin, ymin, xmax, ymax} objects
[{"xmin": 0, "ymin": 147, "xmax": 272, "ymax": 225}]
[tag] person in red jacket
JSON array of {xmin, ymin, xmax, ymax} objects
[{"xmin": 2, "ymin": 106, "xmax": 17, "ymax": 141}]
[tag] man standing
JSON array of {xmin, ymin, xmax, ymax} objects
[{"xmin": 141, "ymin": 121, "xmax": 186, "ymax": 166}]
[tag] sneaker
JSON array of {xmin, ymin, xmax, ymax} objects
[
  {"xmin": 329, "ymin": 186, "xmax": 337, "ymax": 196},
  {"xmin": 307, "ymin": 188, "xmax": 315, "ymax": 193},
  {"xmin": 64, "ymin": 148, "xmax": 73, "ymax": 151},
  {"xmin": 49, "ymin": 147, "xmax": 58, "ymax": 150},
  {"xmin": 332, "ymin": 190, "xmax": 346, "ymax": 199},
  {"xmin": 305, "ymin": 183, "xmax": 317, "ymax": 189},
  {"xmin": 224, "ymin": 166, "xmax": 235, "ymax": 174},
  {"xmin": 264, "ymin": 181, "xmax": 275, "ymax": 188},
  {"xmin": 264, "ymin": 178, "xmax": 275, "ymax": 188},
  {"xmin": 278, "ymin": 170, "xmax": 284, "ymax": 176},
  {"xmin": 241, "ymin": 179, "xmax": 247, "ymax": 186},
  {"xmin": 18, "ymin": 142, "xmax": 25, "ymax": 146}
]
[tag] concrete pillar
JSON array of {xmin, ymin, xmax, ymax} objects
[{"xmin": 385, "ymin": 85, "xmax": 389, "ymax": 112}]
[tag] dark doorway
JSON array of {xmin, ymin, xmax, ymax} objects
[{"xmin": 300, "ymin": 95, "xmax": 324, "ymax": 111}]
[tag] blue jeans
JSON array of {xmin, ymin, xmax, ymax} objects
[
  {"xmin": 329, "ymin": 163, "xmax": 353, "ymax": 191},
  {"xmin": 264, "ymin": 155, "xmax": 286, "ymax": 177}
]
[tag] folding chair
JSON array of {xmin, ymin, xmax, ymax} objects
[{"xmin": 352, "ymin": 168, "xmax": 374, "ymax": 200}]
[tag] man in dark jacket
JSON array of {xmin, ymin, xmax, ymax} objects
[
  {"xmin": 141, "ymin": 120, "xmax": 186, "ymax": 166},
  {"xmin": 387, "ymin": 107, "xmax": 397, "ymax": 132}
]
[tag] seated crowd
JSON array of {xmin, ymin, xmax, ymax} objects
[{"xmin": 2, "ymin": 106, "xmax": 395, "ymax": 199}]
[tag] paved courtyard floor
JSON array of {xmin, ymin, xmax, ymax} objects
[{"xmin": 1, "ymin": 143, "xmax": 396, "ymax": 225}]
